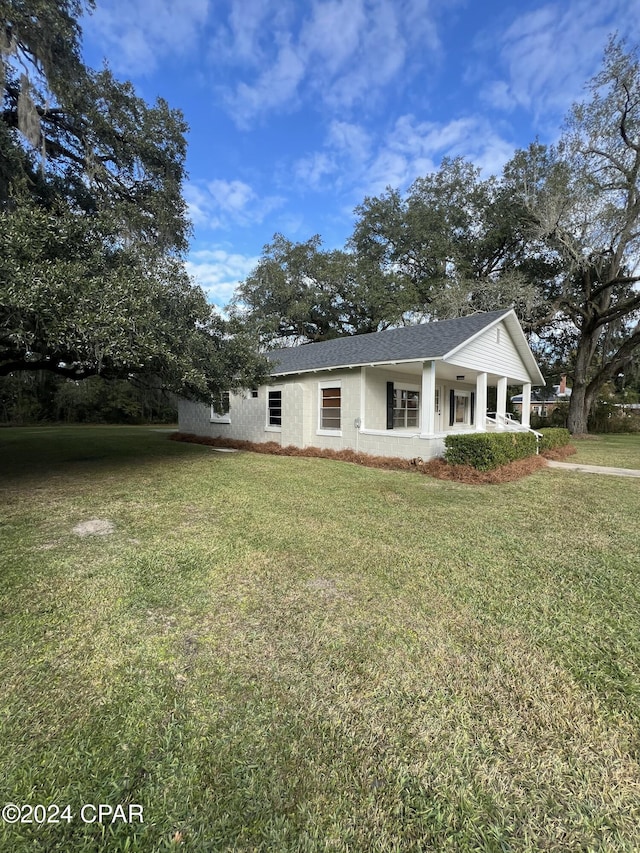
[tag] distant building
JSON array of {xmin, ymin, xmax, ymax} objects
[{"xmin": 511, "ymin": 375, "xmax": 571, "ymax": 418}]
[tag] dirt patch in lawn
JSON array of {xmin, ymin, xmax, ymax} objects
[{"xmin": 72, "ymin": 518, "xmax": 115, "ymax": 537}]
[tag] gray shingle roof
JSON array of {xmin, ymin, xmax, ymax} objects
[{"xmin": 267, "ymin": 310, "xmax": 511, "ymax": 375}]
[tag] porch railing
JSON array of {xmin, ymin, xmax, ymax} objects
[
  {"xmin": 486, "ymin": 412, "xmax": 523, "ymax": 430},
  {"xmin": 485, "ymin": 413, "xmax": 543, "ymax": 452}
]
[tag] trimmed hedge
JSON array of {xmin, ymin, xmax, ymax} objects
[
  {"xmin": 444, "ymin": 431, "xmax": 538, "ymax": 471},
  {"xmin": 538, "ymin": 428, "xmax": 571, "ymax": 451}
]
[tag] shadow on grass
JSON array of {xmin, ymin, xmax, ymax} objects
[{"xmin": 0, "ymin": 425, "xmax": 216, "ymax": 483}]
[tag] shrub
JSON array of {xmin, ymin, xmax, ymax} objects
[
  {"xmin": 444, "ymin": 432, "xmax": 538, "ymax": 471},
  {"xmin": 588, "ymin": 401, "xmax": 640, "ymax": 433},
  {"xmin": 538, "ymin": 428, "xmax": 571, "ymax": 451},
  {"xmin": 530, "ymin": 412, "xmax": 551, "ymax": 430},
  {"xmin": 550, "ymin": 402, "xmax": 569, "ymax": 428}
]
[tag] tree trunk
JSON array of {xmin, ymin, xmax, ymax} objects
[
  {"xmin": 567, "ymin": 383, "xmax": 590, "ymax": 434},
  {"xmin": 567, "ymin": 328, "xmax": 599, "ymax": 434}
]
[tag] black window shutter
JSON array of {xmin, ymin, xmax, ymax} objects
[
  {"xmin": 386, "ymin": 382, "xmax": 394, "ymax": 429},
  {"xmin": 449, "ymin": 389, "xmax": 455, "ymax": 426},
  {"xmin": 470, "ymin": 391, "xmax": 475, "ymax": 424}
]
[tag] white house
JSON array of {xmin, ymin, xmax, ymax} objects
[{"xmin": 178, "ymin": 309, "xmax": 545, "ymax": 461}]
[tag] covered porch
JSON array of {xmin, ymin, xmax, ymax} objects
[{"xmin": 356, "ymin": 360, "xmax": 535, "ymax": 441}]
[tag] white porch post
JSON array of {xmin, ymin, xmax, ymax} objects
[
  {"xmin": 360, "ymin": 366, "xmax": 366, "ymax": 430},
  {"xmin": 421, "ymin": 360, "xmax": 436, "ymax": 436},
  {"xmin": 521, "ymin": 382, "xmax": 531, "ymax": 428},
  {"xmin": 475, "ymin": 372, "xmax": 487, "ymax": 432},
  {"xmin": 497, "ymin": 376, "xmax": 508, "ymax": 429}
]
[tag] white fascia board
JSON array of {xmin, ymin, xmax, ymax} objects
[{"xmin": 270, "ymin": 356, "xmax": 443, "ymax": 378}]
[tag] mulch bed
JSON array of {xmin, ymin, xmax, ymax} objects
[
  {"xmin": 421, "ymin": 455, "xmax": 549, "ymax": 484},
  {"xmin": 170, "ymin": 433, "xmax": 577, "ymax": 485}
]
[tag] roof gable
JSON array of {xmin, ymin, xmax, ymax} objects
[
  {"xmin": 445, "ymin": 313, "xmax": 544, "ymax": 385},
  {"xmin": 268, "ymin": 310, "xmax": 513, "ymax": 376}
]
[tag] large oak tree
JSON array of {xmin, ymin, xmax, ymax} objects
[
  {"xmin": 1, "ymin": 0, "xmax": 266, "ymax": 401},
  {"xmin": 505, "ymin": 39, "xmax": 640, "ymax": 434}
]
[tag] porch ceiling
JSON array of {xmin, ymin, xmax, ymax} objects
[{"xmin": 367, "ymin": 361, "xmax": 526, "ymax": 385}]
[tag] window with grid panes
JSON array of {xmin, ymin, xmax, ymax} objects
[
  {"xmin": 393, "ymin": 388, "xmax": 420, "ymax": 428},
  {"xmin": 268, "ymin": 390, "xmax": 282, "ymax": 426},
  {"xmin": 211, "ymin": 391, "xmax": 230, "ymax": 420},
  {"xmin": 320, "ymin": 387, "xmax": 341, "ymax": 429}
]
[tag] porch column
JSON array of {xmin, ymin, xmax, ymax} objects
[
  {"xmin": 359, "ymin": 366, "xmax": 366, "ymax": 430},
  {"xmin": 421, "ymin": 360, "xmax": 436, "ymax": 436},
  {"xmin": 475, "ymin": 372, "xmax": 487, "ymax": 432},
  {"xmin": 521, "ymin": 382, "xmax": 531, "ymax": 428},
  {"xmin": 496, "ymin": 376, "xmax": 508, "ymax": 429}
]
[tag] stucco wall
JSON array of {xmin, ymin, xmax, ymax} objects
[
  {"xmin": 178, "ymin": 390, "xmax": 278, "ymax": 444},
  {"xmin": 178, "ymin": 368, "xmax": 446, "ymax": 460}
]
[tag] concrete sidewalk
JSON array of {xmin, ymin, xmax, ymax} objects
[{"xmin": 546, "ymin": 460, "xmax": 640, "ymax": 478}]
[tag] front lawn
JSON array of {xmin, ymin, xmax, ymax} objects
[
  {"xmin": 1, "ymin": 426, "xmax": 639, "ymax": 852},
  {"xmin": 570, "ymin": 433, "xmax": 640, "ymax": 469}
]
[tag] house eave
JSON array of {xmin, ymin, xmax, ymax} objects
[{"xmin": 270, "ymin": 356, "xmax": 444, "ymax": 378}]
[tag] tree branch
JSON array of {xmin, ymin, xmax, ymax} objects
[
  {"xmin": 0, "ymin": 359, "xmax": 99, "ymax": 379},
  {"xmin": 586, "ymin": 322, "xmax": 640, "ymax": 396}
]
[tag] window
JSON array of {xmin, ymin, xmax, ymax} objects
[
  {"xmin": 455, "ymin": 394, "xmax": 467, "ymax": 423},
  {"xmin": 320, "ymin": 387, "xmax": 341, "ymax": 430},
  {"xmin": 267, "ymin": 390, "xmax": 282, "ymax": 427},
  {"xmin": 452, "ymin": 391, "xmax": 471, "ymax": 425},
  {"xmin": 250, "ymin": 389, "xmax": 259, "ymax": 398},
  {"xmin": 210, "ymin": 391, "xmax": 230, "ymax": 422},
  {"xmin": 393, "ymin": 388, "xmax": 420, "ymax": 428}
]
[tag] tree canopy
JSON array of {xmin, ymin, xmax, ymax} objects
[
  {"xmin": 504, "ymin": 39, "xmax": 640, "ymax": 433},
  {"xmin": 1, "ymin": 0, "xmax": 267, "ymax": 400}
]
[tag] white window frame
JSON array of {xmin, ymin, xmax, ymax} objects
[
  {"xmin": 317, "ymin": 381, "xmax": 342, "ymax": 436},
  {"xmin": 392, "ymin": 385, "xmax": 421, "ymax": 430},
  {"xmin": 266, "ymin": 386, "xmax": 283, "ymax": 432},
  {"xmin": 210, "ymin": 391, "xmax": 231, "ymax": 423}
]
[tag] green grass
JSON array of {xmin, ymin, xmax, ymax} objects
[
  {"xmin": 1, "ymin": 426, "xmax": 640, "ymax": 852},
  {"xmin": 570, "ymin": 433, "xmax": 640, "ymax": 469}
]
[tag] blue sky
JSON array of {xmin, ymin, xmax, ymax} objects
[{"xmin": 80, "ymin": 0, "xmax": 640, "ymax": 310}]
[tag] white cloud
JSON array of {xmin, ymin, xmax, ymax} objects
[
  {"xmin": 293, "ymin": 152, "xmax": 337, "ymax": 189},
  {"xmin": 366, "ymin": 114, "xmax": 517, "ymax": 190},
  {"xmin": 186, "ymin": 248, "xmax": 260, "ymax": 307},
  {"xmin": 479, "ymin": 0, "xmax": 639, "ymax": 127},
  {"xmin": 84, "ymin": 0, "xmax": 210, "ymax": 76},
  {"xmin": 207, "ymin": 179, "xmax": 256, "ymax": 213},
  {"xmin": 292, "ymin": 112, "xmax": 516, "ymax": 204},
  {"xmin": 209, "ymin": 0, "xmax": 296, "ymax": 66},
  {"xmin": 215, "ymin": 0, "xmax": 442, "ymax": 125},
  {"xmin": 230, "ymin": 39, "xmax": 306, "ymax": 126},
  {"xmin": 328, "ymin": 120, "xmax": 372, "ymax": 163},
  {"xmin": 184, "ymin": 184, "xmax": 221, "ymax": 229},
  {"xmin": 184, "ymin": 179, "xmax": 284, "ymax": 230}
]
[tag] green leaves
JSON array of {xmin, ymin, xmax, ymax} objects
[{"xmin": 0, "ymin": 1, "xmax": 266, "ymax": 401}]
